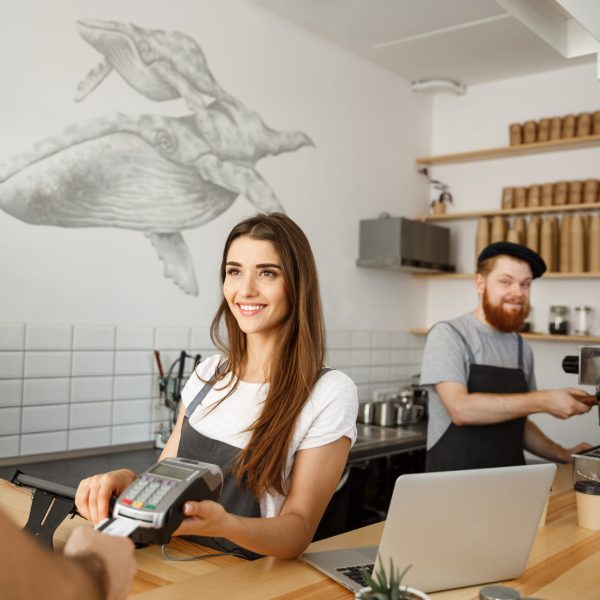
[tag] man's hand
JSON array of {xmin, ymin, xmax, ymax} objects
[
  {"xmin": 539, "ymin": 388, "xmax": 597, "ymax": 419},
  {"xmin": 64, "ymin": 526, "xmax": 137, "ymax": 600},
  {"xmin": 556, "ymin": 442, "xmax": 594, "ymax": 463}
]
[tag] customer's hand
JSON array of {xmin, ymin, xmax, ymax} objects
[
  {"xmin": 64, "ymin": 526, "xmax": 137, "ymax": 600},
  {"xmin": 75, "ymin": 469, "xmax": 137, "ymax": 524},
  {"xmin": 557, "ymin": 442, "xmax": 594, "ymax": 463},
  {"xmin": 541, "ymin": 388, "xmax": 596, "ymax": 419}
]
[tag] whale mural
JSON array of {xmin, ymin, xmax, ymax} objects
[{"xmin": 0, "ymin": 19, "xmax": 314, "ymax": 295}]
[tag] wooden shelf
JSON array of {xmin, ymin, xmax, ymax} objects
[
  {"xmin": 416, "ymin": 134, "xmax": 600, "ymax": 166},
  {"xmin": 412, "ymin": 272, "xmax": 600, "ymax": 280},
  {"xmin": 410, "ymin": 327, "xmax": 600, "ymax": 343},
  {"xmin": 417, "ymin": 202, "xmax": 600, "ymax": 222}
]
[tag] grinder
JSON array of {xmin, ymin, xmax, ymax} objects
[{"xmin": 562, "ymin": 345, "xmax": 600, "ymax": 425}]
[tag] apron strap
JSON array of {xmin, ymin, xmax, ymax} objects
[
  {"xmin": 186, "ymin": 365, "xmax": 333, "ymax": 418},
  {"xmin": 432, "ymin": 321, "xmax": 476, "ymax": 364},
  {"xmin": 517, "ymin": 334, "xmax": 523, "ymax": 370}
]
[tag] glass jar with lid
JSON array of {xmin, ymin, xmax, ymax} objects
[
  {"xmin": 574, "ymin": 305, "xmax": 592, "ymax": 336},
  {"xmin": 549, "ymin": 305, "xmax": 569, "ymax": 335}
]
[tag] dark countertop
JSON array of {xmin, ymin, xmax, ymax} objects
[{"xmin": 349, "ymin": 421, "xmax": 427, "ymax": 463}]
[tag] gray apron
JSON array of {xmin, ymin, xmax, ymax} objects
[{"xmin": 177, "ymin": 366, "xmax": 331, "ymax": 559}]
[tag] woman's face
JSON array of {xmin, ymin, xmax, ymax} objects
[{"xmin": 223, "ymin": 236, "xmax": 290, "ymax": 340}]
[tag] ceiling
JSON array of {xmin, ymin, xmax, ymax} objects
[{"xmin": 250, "ymin": 0, "xmax": 598, "ymax": 88}]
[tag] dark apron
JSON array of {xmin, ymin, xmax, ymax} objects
[
  {"xmin": 426, "ymin": 322, "xmax": 528, "ymax": 472},
  {"xmin": 177, "ymin": 366, "xmax": 332, "ymax": 559}
]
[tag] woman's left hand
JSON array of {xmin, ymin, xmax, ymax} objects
[{"xmin": 174, "ymin": 500, "xmax": 230, "ymax": 537}]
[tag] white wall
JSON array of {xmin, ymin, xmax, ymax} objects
[
  {"xmin": 0, "ymin": 0, "xmax": 430, "ymax": 332},
  {"xmin": 425, "ymin": 63, "xmax": 600, "ymax": 448}
]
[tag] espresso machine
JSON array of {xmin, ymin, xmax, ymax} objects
[{"xmin": 562, "ymin": 346, "xmax": 600, "ymax": 481}]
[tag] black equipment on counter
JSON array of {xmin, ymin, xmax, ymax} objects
[
  {"xmin": 562, "ymin": 345, "xmax": 600, "ymax": 425},
  {"xmin": 9, "ymin": 458, "xmax": 222, "ymax": 549}
]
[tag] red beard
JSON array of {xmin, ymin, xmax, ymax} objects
[{"xmin": 483, "ymin": 288, "xmax": 530, "ymax": 333}]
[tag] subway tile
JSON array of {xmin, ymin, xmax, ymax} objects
[
  {"xmin": 25, "ymin": 324, "xmax": 72, "ymax": 350},
  {"xmin": 152, "ymin": 403, "xmax": 172, "ymax": 423},
  {"xmin": 73, "ymin": 325, "xmax": 115, "ymax": 350},
  {"xmin": 0, "ymin": 435, "xmax": 19, "ymax": 458},
  {"xmin": 190, "ymin": 328, "xmax": 213, "ymax": 351},
  {"xmin": 390, "ymin": 349, "xmax": 409, "ymax": 365},
  {"xmin": 69, "ymin": 427, "xmax": 111, "ymax": 450},
  {"xmin": 356, "ymin": 384, "xmax": 370, "ymax": 402},
  {"xmin": 351, "ymin": 349, "xmax": 370, "ymax": 367},
  {"xmin": 114, "ymin": 351, "xmax": 154, "ymax": 376},
  {"xmin": 116, "ymin": 326, "xmax": 154, "ymax": 350},
  {"xmin": 408, "ymin": 348, "xmax": 424, "ymax": 365},
  {"xmin": 20, "ymin": 431, "xmax": 67, "ymax": 455},
  {"xmin": 326, "ymin": 330, "xmax": 352, "ymax": 349},
  {"xmin": 154, "ymin": 327, "xmax": 190, "ymax": 350},
  {"xmin": 370, "ymin": 349, "xmax": 390, "ymax": 365},
  {"xmin": 0, "ymin": 324, "xmax": 25, "ymax": 350},
  {"xmin": 0, "ymin": 407, "xmax": 21, "ymax": 435},
  {"xmin": 371, "ymin": 331, "xmax": 391, "ymax": 348},
  {"xmin": 24, "ymin": 352, "xmax": 71, "ymax": 378},
  {"xmin": 22, "ymin": 404, "xmax": 68, "ymax": 433},
  {"xmin": 114, "ymin": 375, "xmax": 155, "ymax": 401},
  {"xmin": 0, "ymin": 352, "xmax": 23, "ymax": 379},
  {"xmin": 391, "ymin": 331, "xmax": 410, "ymax": 348},
  {"xmin": 370, "ymin": 366, "xmax": 390, "ymax": 384},
  {"xmin": 409, "ymin": 334, "xmax": 426, "ymax": 349},
  {"xmin": 326, "ymin": 349, "xmax": 351, "ymax": 368},
  {"xmin": 113, "ymin": 399, "xmax": 152, "ymax": 425},
  {"xmin": 112, "ymin": 423, "xmax": 152, "ymax": 445},
  {"xmin": 389, "ymin": 366, "xmax": 404, "ymax": 381},
  {"xmin": 0, "ymin": 380, "xmax": 22, "ymax": 408},
  {"xmin": 70, "ymin": 401, "xmax": 112, "ymax": 428},
  {"xmin": 71, "ymin": 377, "xmax": 114, "ymax": 403},
  {"xmin": 352, "ymin": 367, "xmax": 370, "ymax": 384},
  {"xmin": 351, "ymin": 331, "xmax": 371, "ymax": 349},
  {"xmin": 72, "ymin": 351, "xmax": 114, "ymax": 377},
  {"xmin": 23, "ymin": 378, "xmax": 70, "ymax": 406}
]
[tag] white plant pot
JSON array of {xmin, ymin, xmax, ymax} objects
[{"xmin": 354, "ymin": 585, "xmax": 431, "ymax": 599}]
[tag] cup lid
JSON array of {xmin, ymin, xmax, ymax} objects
[{"xmin": 574, "ymin": 480, "xmax": 600, "ymax": 495}]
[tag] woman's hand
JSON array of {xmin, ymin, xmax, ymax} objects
[
  {"xmin": 75, "ymin": 469, "xmax": 137, "ymax": 524},
  {"xmin": 174, "ymin": 500, "xmax": 231, "ymax": 537}
]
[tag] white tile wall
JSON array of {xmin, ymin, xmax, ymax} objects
[
  {"xmin": 0, "ymin": 324, "xmax": 25, "ymax": 350},
  {"xmin": 0, "ymin": 325, "xmax": 423, "ymax": 459},
  {"xmin": 22, "ymin": 404, "xmax": 68, "ymax": 433},
  {"xmin": 73, "ymin": 326, "xmax": 115, "ymax": 350},
  {"xmin": 69, "ymin": 427, "xmax": 111, "ymax": 450},
  {"xmin": 72, "ymin": 351, "xmax": 114, "ymax": 377},
  {"xmin": 0, "ymin": 353, "xmax": 24, "ymax": 379},
  {"xmin": 116, "ymin": 326, "xmax": 155, "ymax": 350},
  {"xmin": 114, "ymin": 399, "xmax": 152, "ymax": 425},
  {"xmin": 20, "ymin": 431, "xmax": 68, "ymax": 455},
  {"xmin": 70, "ymin": 401, "xmax": 112, "ymax": 429},
  {"xmin": 24, "ymin": 352, "xmax": 71, "ymax": 378},
  {"xmin": 23, "ymin": 378, "xmax": 70, "ymax": 405},
  {"xmin": 0, "ymin": 407, "xmax": 21, "ymax": 435},
  {"xmin": 25, "ymin": 324, "xmax": 72, "ymax": 350},
  {"xmin": 71, "ymin": 377, "xmax": 113, "ymax": 403},
  {"xmin": 0, "ymin": 380, "xmax": 22, "ymax": 408}
]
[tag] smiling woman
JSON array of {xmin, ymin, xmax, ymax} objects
[{"xmin": 75, "ymin": 212, "xmax": 359, "ymax": 560}]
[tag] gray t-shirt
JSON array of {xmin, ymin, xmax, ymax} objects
[{"xmin": 420, "ymin": 313, "xmax": 536, "ymax": 450}]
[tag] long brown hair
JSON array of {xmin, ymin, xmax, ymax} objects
[{"xmin": 208, "ymin": 213, "xmax": 325, "ymax": 497}]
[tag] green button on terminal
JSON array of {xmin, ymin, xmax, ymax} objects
[{"xmin": 145, "ymin": 504, "xmax": 156, "ymax": 509}]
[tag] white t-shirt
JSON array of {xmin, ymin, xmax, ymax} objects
[{"xmin": 180, "ymin": 354, "xmax": 358, "ymax": 518}]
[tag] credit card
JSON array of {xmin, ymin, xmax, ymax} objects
[{"xmin": 95, "ymin": 516, "xmax": 140, "ymax": 538}]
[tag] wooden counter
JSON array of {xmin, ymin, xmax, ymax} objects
[{"xmin": 2, "ymin": 464, "xmax": 600, "ymax": 599}]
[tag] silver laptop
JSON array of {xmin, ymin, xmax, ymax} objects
[{"xmin": 303, "ymin": 463, "xmax": 555, "ymax": 593}]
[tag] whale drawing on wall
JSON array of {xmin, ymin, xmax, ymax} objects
[{"xmin": 0, "ymin": 19, "xmax": 313, "ymax": 296}]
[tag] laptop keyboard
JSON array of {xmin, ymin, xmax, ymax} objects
[{"xmin": 336, "ymin": 564, "xmax": 374, "ymax": 587}]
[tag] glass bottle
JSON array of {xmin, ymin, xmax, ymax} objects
[
  {"xmin": 549, "ymin": 305, "xmax": 569, "ymax": 335},
  {"xmin": 574, "ymin": 305, "xmax": 592, "ymax": 336}
]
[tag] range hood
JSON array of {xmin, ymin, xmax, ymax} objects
[{"xmin": 356, "ymin": 216, "xmax": 455, "ymax": 273}]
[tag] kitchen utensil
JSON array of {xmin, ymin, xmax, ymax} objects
[
  {"xmin": 357, "ymin": 402, "xmax": 374, "ymax": 425},
  {"xmin": 373, "ymin": 401, "xmax": 397, "ymax": 427},
  {"xmin": 396, "ymin": 403, "xmax": 425, "ymax": 426}
]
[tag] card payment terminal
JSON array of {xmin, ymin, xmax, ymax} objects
[{"xmin": 97, "ymin": 457, "xmax": 223, "ymax": 545}]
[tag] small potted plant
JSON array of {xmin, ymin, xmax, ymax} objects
[
  {"xmin": 418, "ymin": 167, "xmax": 453, "ymax": 216},
  {"xmin": 355, "ymin": 560, "xmax": 431, "ymax": 600}
]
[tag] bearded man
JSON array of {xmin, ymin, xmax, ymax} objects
[{"xmin": 420, "ymin": 241, "xmax": 596, "ymax": 472}]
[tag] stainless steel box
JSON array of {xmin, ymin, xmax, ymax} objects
[{"xmin": 357, "ymin": 217, "xmax": 454, "ymax": 273}]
